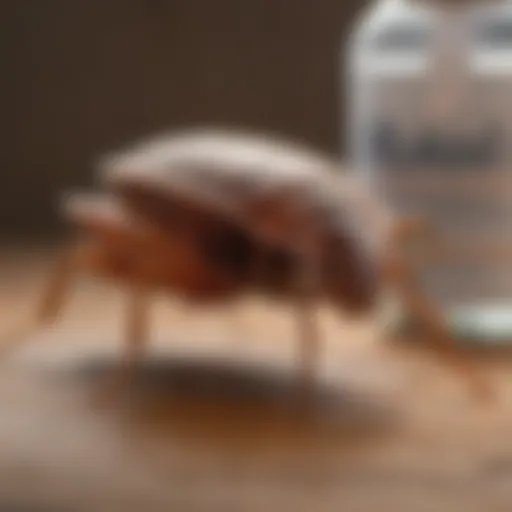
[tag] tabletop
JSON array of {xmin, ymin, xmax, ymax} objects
[{"xmin": 0, "ymin": 243, "xmax": 511, "ymax": 512}]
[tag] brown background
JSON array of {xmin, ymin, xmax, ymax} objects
[{"xmin": 1, "ymin": 0, "xmax": 364, "ymax": 237}]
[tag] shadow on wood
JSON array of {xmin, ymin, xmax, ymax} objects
[{"xmin": 63, "ymin": 352, "xmax": 402, "ymax": 451}]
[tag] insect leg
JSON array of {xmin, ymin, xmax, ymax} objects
[
  {"xmin": 293, "ymin": 228, "xmax": 323, "ymax": 394},
  {"xmin": 0, "ymin": 243, "xmax": 85, "ymax": 357},
  {"xmin": 295, "ymin": 287, "xmax": 321, "ymax": 394},
  {"xmin": 95, "ymin": 284, "xmax": 150, "ymax": 405},
  {"xmin": 385, "ymin": 255, "xmax": 493, "ymax": 401},
  {"xmin": 228, "ymin": 245, "xmax": 268, "ymax": 347},
  {"xmin": 123, "ymin": 285, "xmax": 149, "ymax": 367}
]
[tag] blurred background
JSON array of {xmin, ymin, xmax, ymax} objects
[{"xmin": 1, "ymin": 0, "xmax": 362, "ymax": 239}]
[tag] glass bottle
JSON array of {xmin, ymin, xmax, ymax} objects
[{"xmin": 347, "ymin": 0, "xmax": 512, "ymax": 345}]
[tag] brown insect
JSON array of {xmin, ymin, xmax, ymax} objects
[{"xmin": 1, "ymin": 128, "xmax": 491, "ymax": 399}]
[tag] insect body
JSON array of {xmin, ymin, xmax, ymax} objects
[{"xmin": 2, "ymin": 128, "xmax": 490, "ymax": 399}]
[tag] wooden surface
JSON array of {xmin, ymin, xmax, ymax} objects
[{"xmin": 1, "ymin": 245, "xmax": 512, "ymax": 511}]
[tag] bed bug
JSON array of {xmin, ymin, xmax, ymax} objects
[{"xmin": 1, "ymin": 128, "xmax": 491, "ymax": 399}]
